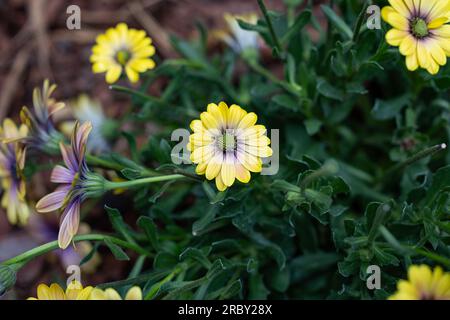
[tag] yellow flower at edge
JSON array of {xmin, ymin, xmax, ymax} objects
[
  {"xmin": 0, "ymin": 119, "xmax": 30, "ymax": 226},
  {"xmin": 188, "ymin": 102, "xmax": 272, "ymax": 192},
  {"xmin": 389, "ymin": 265, "xmax": 450, "ymax": 300},
  {"xmin": 90, "ymin": 23, "xmax": 156, "ymax": 84},
  {"xmin": 90, "ymin": 286, "xmax": 143, "ymax": 300},
  {"xmin": 382, "ymin": 0, "xmax": 450, "ymax": 75},
  {"xmin": 28, "ymin": 281, "xmax": 93, "ymax": 300}
]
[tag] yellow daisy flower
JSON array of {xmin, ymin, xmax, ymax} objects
[
  {"xmin": 389, "ymin": 265, "xmax": 450, "ymax": 300},
  {"xmin": 28, "ymin": 281, "xmax": 94, "ymax": 300},
  {"xmin": 0, "ymin": 119, "xmax": 30, "ymax": 225},
  {"xmin": 90, "ymin": 286, "xmax": 143, "ymax": 300},
  {"xmin": 188, "ymin": 102, "xmax": 272, "ymax": 191},
  {"xmin": 382, "ymin": 0, "xmax": 450, "ymax": 75},
  {"xmin": 90, "ymin": 23, "xmax": 156, "ymax": 84}
]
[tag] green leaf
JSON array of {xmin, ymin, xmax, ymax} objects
[
  {"xmin": 425, "ymin": 165, "xmax": 450, "ymax": 206},
  {"xmin": 104, "ymin": 238, "xmax": 130, "ymax": 261},
  {"xmin": 137, "ymin": 216, "xmax": 160, "ymax": 250},
  {"xmin": 316, "ymin": 78, "xmax": 344, "ymax": 101},
  {"xmin": 153, "ymin": 252, "xmax": 178, "ymax": 270},
  {"xmin": 304, "ymin": 119, "xmax": 322, "ymax": 135},
  {"xmin": 79, "ymin": 243, "xmax": 100, "ymax": 267},
  {"xmin": 105, "ymin": 206, "xmax": 135, "ymax": 244},
  {"xmin": 179, "ymin": 247, "xmax": 212, "ymax": 268},
  {"xmin": 371, "ymin": 95, "xmax": 411, "ymax": 120},
  {"xmin": 321, "ymin": 5, "xmax": 353, "ymax": 40},
  {"xmin": 219, "ymin": 280, "xmax": 242, "ymax": 299},
  {"xmin": 281, "ymin": 10, "xmax": 311, "ymax": 44},
  {"xmin": 237, "ymin": 19, "xmax": 268, "ymax": 34},
  {"xmin": 267, "ymin": 267, "xmax": 290, "ymax": 292},
  {"xmin": 272, "ymin": 94, "xmax": 299, "ymax": 111},
  {"xmin": 249, "ymin": 273, "xmax": 270, "ymax": 299},
  {"xmin": 121, "ymin": 168, "xmax": 142, "ymax": 180},
  {"xmin": 206, "ymin": 259, "xmax": 226, "ymax": 280},
  {"xmin": 192, "ymin": 205, "xmax": 219, "ymax": 236}
]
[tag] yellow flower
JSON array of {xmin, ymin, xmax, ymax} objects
[
  {"xmin": 90, "ymin": 286, "xmax": 143, "ymax": 300},
  {"xmin": 28, "ymin": 281, "xmax": 94, "ymax": 300},
  {"xmin": 389, "ymin": 265, "xmax": 450, "ymax": 300},
  {"xmin": 382, "ymin": 0, "xmax": 450, "ymax": 75},
  {"xmin": 188, "ymin": 102, "xmax": 272, "ymax": 191},
  {"xmin": 90, "ymin": 23, "xmax": 156, "ymax": 84},
  {"xmin": 0, "ymin": 119, "xmax": 30, "ymax": 225}
]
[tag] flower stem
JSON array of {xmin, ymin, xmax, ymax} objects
[
  {"xmin": 104, "ymin": 174, "xmax": 185, "ymax": 191},
  {"xmin": 86, "ymin": 154, "xmax": 125, "ymax": 172},
  {"xmin": 257, "ymin": 0, "xmax": 284, "ymax": 59},
  {"xmin": 109, "ymin": 84, "xmax": 166, "ymax": 106},
  {"xmin": 1, "ymin": 234, "xmax": 150, "ymax": 266},
  {"xmin": 352, "ymin": 1, "xmax": 369, "ymax": 43},
  {"xmin": 384, "ymin": 143, "xmax": 447, "ymax": 178}
]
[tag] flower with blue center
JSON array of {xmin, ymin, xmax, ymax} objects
[
  {"xmin": 36, "ymin": 121, "xmax": 105, "ymax": 249},
  {"xmin": 18, "ymin": 80, "xmax": 65, "ymax": 154}
]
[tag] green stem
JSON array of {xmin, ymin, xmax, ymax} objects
[
  {"xmin": 384, "ymin": 143, "xmax": 447, "ymax": 178},
  {"xmin": 86, "ymin": 154, "xmax": 124, "ymax": 172},
  {"xmin": 367, "ymin": 204, "xmax": 390, "ymax": 243},
  {"xmin": 2, "ymin": 234, "xmax": 150, "ymax": 266},
  {"xmin": 110, "ymin": 85, "xmax": 167, "ymax": 106},
  {"xmin": 104, "ymin": 174, "xmax": 185, "ymax": 190},
  {"xmin": 380, "ymin": 226, "xmax": 450, "ymax": 267},
  {"xmin": 257, "ymin": 0, "xmax": 284, "ymax": 59},
  {"xmin": 247, "ymin": 60, "xmax": 302, "ymax": 97},
  {"xmin": 412, "ymin": 248, "xmax": 450, "ymax": 267},
  {"xmin": 352, "ymin": 1, "xmax": 369, "ymax": 43}
]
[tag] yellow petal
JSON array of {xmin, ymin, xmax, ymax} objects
[
  {"xmin": 406, "ymin": 53, "xmax": 419, "ymax": 71},
  {"xmin": 105, "ymin": 288, "xmax": 122, "ymax": 300},
  {"xmin": 238, "ymin": 112, "xmax": 258, "ymax": 129},
  {"xmin": 221, "ymin": 153, "xmax": 236, "ymax": 187},
  {"xmin": 428, "ymin": 17, "xmax": 448, "ymax": 29},
  {"xmin": 105, "ymin": 65, "xmax": 122, "ymax": 84},
  {"xmin": 235, "ymin": 162, "xmax": 251, "ymax": 183},
  {"xmin": 385, "ymin": 29, "xmax": 409, "ymax": 46},
  {"xmin": 387, "ymin": 0, "xmax": 411, "ymax": 18},
  {"xmin": 227, "ymin": 104, "xmax": 247, "ymax": 128},
  {"xmin": 200, "ymin": 111, "xmax": 220, "ymax": 130},
  {"xmin": 381, "ymin": 6, "xmax": 409, "ymax": 30},
  {"xmin": 125, "ymin": 287, "xmax": 142, "ymax": 300},
  {"xmin": 205, "ymin": 152, "xmax": 223, "ymax": 180},
  {"xmin": 215, "ymin": 174, "xmax": 227, "ymax": 191},
  {"xmin": 125, "ymin": 66, "xmax": 139, "ymax": 83},
  {"xmin": 399, "ymin": 35, "xmax": 416, "ymax": 56}
]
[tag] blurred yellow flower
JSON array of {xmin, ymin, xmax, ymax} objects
[
  {"xmin": 90, "ymin": 286, "xmax": 143, "ymax": 300},
  {"xmin": 188, "ymin": 102, "xmax": 272, "ymax": 191},
  {"xmin": 382, "ymin": 0, "xmax": 450, "ymax": 74},
  {"xmin": 90, "ymin": 23, "xmax": 156, "ymax": 84},
  {"xmin": 0, "ymin": 119, "xmax": 30, "ymax": 225},
  {"xmin": 28, "ymin": 281, "xmax": 93, "ymax": 300},
  {"xmin": 389, "ymin": 265, "xmax": 450, "ymax": 300}
]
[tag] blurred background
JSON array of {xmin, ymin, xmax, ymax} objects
[{"xmin": 0, "ymin": 0, "xmax": 327, "ymax": 299}]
